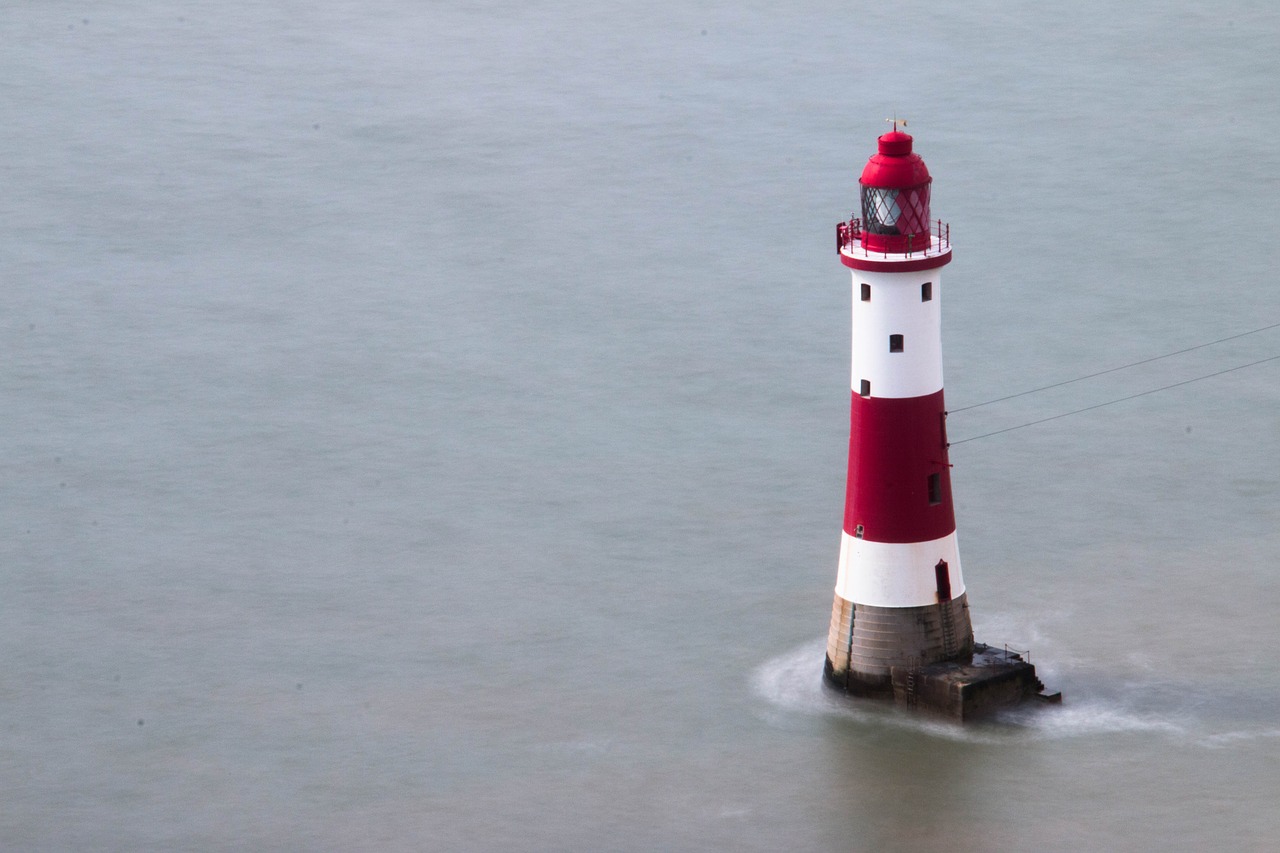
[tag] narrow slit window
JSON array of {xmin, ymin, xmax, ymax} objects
[
  {"xmin": 889, "ymin": 334, "xmax": 904, "ymax": 353},
  {"xmin": 859, "ymin": 379, "xmax": 871, "ymax": 397},
  {"xmin": 854, "ymin": 524, "xmax": 864, "ymax": 539},
  {"xmin": 927, "ymin": 473, "xmax": 942, "ymax": 505},
  {"xmin": 921, "ymin": 281, "xmax": 933, "ymax": 302},
  {"xmin": 860, "ymin": 283, "xmax": 871, "ymax": 302}
]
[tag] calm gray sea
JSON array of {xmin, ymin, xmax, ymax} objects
[{"xmin": 4, "ymin": 2, "xmax": 1279, "ymax": 850}]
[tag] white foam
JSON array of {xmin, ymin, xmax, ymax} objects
[
  {"xmin": 749, "ymin": 639, "xmax": 833, "ymax": 715},
  {"xmin": 1200, "ymin": 728, "xmax": 1280, "ymax": 748},
  {"xmin": 749, "ymin": 638, "xmax": 1229, "ymax": 745}
]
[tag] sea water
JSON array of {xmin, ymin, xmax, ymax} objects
[{"xmin": 3, "ymin": 1, "xmax": 1279, "ymax": 850}]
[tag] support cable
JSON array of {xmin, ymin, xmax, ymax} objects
[
  {"xmin": 949, "ymin": 354, "xmax": 1280, "ymax": 446},
  {"xmin": 950, "ymin": 321, "xmax": 1280, "ymax": 413}
]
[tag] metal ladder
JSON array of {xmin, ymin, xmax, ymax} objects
[
  {"xmin": 939, "ymin": 601, "xmax": 957, "ymax": 658},
  {"xmin": 905, "ymin": 657, "xmax": 920, "ymax": 708}
]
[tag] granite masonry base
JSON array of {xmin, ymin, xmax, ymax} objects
[{"xmin": 824, "ymin": 642, "xmax": 1061, "ymax": 721}]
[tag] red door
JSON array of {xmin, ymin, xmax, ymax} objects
[{"xmin": 935, "ymin": 560, "xmax": 951, "ymax": 602}]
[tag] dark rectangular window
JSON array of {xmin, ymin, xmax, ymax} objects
[
  {"xmin": 889, "ymin": 334, "xmax": 904, "ymax": 353},
  {"xmin": 921, "ymin": 281, "xmax": 932, "ymax": 302},
  {"xmin": 859, "ymin": 379, "xmax": 870, "ymax": 397},
  {"xmin": 927, "ymin": 473, "xmax": 942, "ymax": 505},
  {"xmin": 860, "ymin": 283, "xmax": 871, "ymax": 302}
]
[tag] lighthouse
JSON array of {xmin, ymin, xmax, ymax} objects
[{"xmin": 822, "ymin": 124, "xmax": 1055, "ymax": 717}]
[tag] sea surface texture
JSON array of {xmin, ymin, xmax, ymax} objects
[{"xmin": 4, "ymin": 2, "xmax": 1280, "ymax": 850}]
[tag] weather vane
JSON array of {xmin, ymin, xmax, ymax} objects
[{"xmin": 885, "ymin": 116, "xmax": 908, "ymax": 133}]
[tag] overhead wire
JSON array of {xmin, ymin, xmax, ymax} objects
[
  {"xmin": 948, "ymin": 320, "xmax": 1280, "ymax": 413},
  {"xmin": 949, "ymin": 353, "xmax": 1280, "ymax": 446}
]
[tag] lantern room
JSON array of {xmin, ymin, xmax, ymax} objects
[{"xmin": 858, "ymin": 130, "xmax": 933, "ymax": 254}]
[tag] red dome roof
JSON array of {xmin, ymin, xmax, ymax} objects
[{"xmin": 859, "ymin": 131, "xmax": 931, "ymax": 190}]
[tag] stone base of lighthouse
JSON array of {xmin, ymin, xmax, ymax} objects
[
  {"xmin": 824, "ymin": 593, "xmax": 975, "ymax": 696},
  {"xmin": 822, "ymin": 593, "xmax": 1054, "ymax": 719}
]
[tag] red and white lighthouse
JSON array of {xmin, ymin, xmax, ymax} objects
[{"xmin": 824, "ymin": 125, "xmax": 976, "ymax": 696}]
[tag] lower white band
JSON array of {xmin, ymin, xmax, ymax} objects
[{"xmin": 834, "ymin": 530, "xmax": 965, "ymax": 608}]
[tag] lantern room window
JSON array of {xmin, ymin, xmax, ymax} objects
[
  {"xmin": 861, "ymin": 183, "xmax": 931, "ymax": 236},
  {"xmin": 862, "ymin": 187, "xmax": 902, "ymax": 234}
]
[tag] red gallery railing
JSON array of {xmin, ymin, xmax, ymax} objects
[{"xmin": 837, "ymin": 218, "xmax": 950, "ymax": 258}]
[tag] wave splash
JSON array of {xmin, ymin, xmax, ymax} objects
[{"xmin": 751, "ymin": 639, "xmax": 1275, "ymax": 747}]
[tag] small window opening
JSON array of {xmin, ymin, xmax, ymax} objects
[
  {"xmin": 854, "ymin": 524, "xmax": 864, "ymax": 539},
  {"xmin": 859, "ymin": 379, "xmax": 871, "ymax": 397},
  {"xmin": 889, "ymin": 334, "xmax": 904, "ymax": 353},
  {"xmin": 927, "ymin": 473, "xmax": 942, "ymax": 505},
  {"xmin": 860, "ymin": 283, "xmax": 871, "ymax": 302},
  {"xmin": 921, "ymin": 282, "xmax": 933, "ymax": 302}
]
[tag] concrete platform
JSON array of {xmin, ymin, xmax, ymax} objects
[{"xmin": 887, "ymin": 642, "xmax": 1060, "ymax": 721}]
